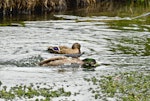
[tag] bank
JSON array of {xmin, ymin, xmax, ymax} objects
[{"xmin": 0, "ymin": 0, "xmax": 149, "ymax": 16}]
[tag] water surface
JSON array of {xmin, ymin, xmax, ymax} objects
[{"xmin": 0, "ymin": 10, "xmax": 150, "ymax": 100}]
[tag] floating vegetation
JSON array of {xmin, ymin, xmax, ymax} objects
[
  {"xmin": 0, "ymin": 82, "xmax": 71, "ymax": 100},
  {"xmin": 84, "ymin": 71, "xmax": 150, "ymax": 101},
  {"xmin": 0, "ymin": 21, "xmax": 25, "ymax": 27},
  {"xmin": 107, "ymin": 17, "xmax": 150, "ymax": 32},
  {"xmin": 106, "ymin": 31, "xmax": 150, "ymax": 56}
]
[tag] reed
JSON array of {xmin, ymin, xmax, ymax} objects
[
  {"xmin": 0, "ymin": 0, "xmax": 149, "ymax": 15},
  {"xmin": 0, "ymin": 0, "xmax": 96, "ymax": 15}
]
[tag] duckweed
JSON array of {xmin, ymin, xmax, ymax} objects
[
  {"xmin": 84, "ymin": 71, "xmax": 150, "ymax": 100},
  {"xmin": 0, "ymin": 82, "xmax": 71, "ymax": 100}
]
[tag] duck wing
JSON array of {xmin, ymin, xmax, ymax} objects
[
  {"xmin": 64, "ymin": 52, "xmax": 84, "ymax": 58},
  {"xmin": 59, "ymin": 46, "xmax": 69, "ymax": 49},
  {"xmin": 39, "ymin": 57, "xmax": 66, "ymax": 66}
]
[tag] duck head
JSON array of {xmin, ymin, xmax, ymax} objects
[
  {"xmin": 72, "ymin": 43, "xmax": 81, "ymax": 53},
  {"xmin": 81, "ymin": 58, "xmax": 99, "ymax": 70}
]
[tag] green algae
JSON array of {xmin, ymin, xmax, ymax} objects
[
  {"xmin": 74, "ymin": 14, "xmax": 150, "ymax": 32},
  {"xmin": 0, "ymin": 82, "xmax": 71, "ymax": 101},
  {"xmin": 84, "ymin": 71, "xmax": 150, "ymax": 101},
  {"xmin": 0, "ymin": 21, "xmax": 25, "ymax": 27},
  {"xmin": 106, "ymin": 16, "xmax": 150, "ymax": 32},
  {"xmin": 106, "ymin": 32, "xmax": 150, "ymax": 56}
]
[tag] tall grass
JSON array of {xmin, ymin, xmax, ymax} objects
[
  {"xmin": 0, "ymin": 0, "xmax": 96, "ymax": 15},
  {"xmin": 0, "ymin": 0, "xmax": 149, "ymax": 15}
]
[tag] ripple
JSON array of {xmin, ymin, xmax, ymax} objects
[
  {"xmin": 0, "ymin": 55, "xmax": 43, "ymax": 67},
  {"xmin": 0, "ymin": 14, "xmax": 150, "ymax": 101}
]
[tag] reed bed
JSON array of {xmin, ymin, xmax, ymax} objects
[
  {"xmin": 0, "ymin": 0, "xmax": 149, "ymax": 15},
  {"xmin": 0, "ymin": 0, "xmax": 96, "ymax": 15}
]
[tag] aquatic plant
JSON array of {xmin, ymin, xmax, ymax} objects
[
  {"xmin": 0, "ymin": 82, "xmax": 71, "ymax": 100},
  {"xmin": 107, "ymin": 18, "xmax": 150, "ymax": 32},
  {"xmin": 0, "ymin": 21, "xmax": 25, "ymax": 27},
  {"xmin": 84, "ymin": 71, "xmax": 150, "ymax": 100}
]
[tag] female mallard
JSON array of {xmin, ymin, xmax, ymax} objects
[
  {"xmin": 39, "ymin": 56, "xmax": 99, "ymax": 70},
  {"xmin": 47, "ymin": 43, "xmax": 81, "ymax": 54}
]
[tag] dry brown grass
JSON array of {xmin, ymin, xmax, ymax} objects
[{"xmin": 0, "ymin": 0, "xmax": 96, "ymax": 14}]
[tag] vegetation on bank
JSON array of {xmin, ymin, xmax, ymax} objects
[
  {"xmin": 0, "ymin": 0, "xmax": 96, "ymax": 15},
  {"xmin": 0, "ymin": 0, "xmax": 150, "ymax": 27},
  {"xmin": 0, "ymin": 0, "xmax": 150, "ymax": 16}
]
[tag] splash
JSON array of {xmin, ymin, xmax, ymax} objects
[{"xmin": 0, "ymin": 55, "xmax": 43, "ymax": 67}]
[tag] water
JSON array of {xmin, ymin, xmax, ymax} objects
[{"xmin": 0, "ymin": 13, "xmax": 150, "ymax": 100}]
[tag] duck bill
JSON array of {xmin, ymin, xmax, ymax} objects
[{"xmin": 94, "ymin": 63, "xmax": 100, "ymax": 67}]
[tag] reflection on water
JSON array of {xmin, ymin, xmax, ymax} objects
[
  {"xmin": 1, "ymin": 1, "xmax": 150, "ymax": 22},
  {"xmin": 108, "ymin": 32, "xmax": 150, "ymax": 56},
  {"xmin": 0, "ymin": 3, "xmax": 150, "ymax": 101}
]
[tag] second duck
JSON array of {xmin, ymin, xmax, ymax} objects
[{"xmin": 47, "ymin": 43, "xmax": 81, "ymax": 54}]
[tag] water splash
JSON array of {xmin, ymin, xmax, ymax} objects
[{"xmin": 0, "ymin": 55, "xmax": 43, "ymax": 67}]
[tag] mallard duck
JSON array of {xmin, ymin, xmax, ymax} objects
[
  {"xmin": 39, "ymin": 56, "xmax": 99, "ymax": 70},
  {"xmin": 47, "ymin": 43, "xmax": 81, "ymax": 54}
]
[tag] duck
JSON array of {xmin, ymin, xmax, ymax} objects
[
  {"xmin": 39, "ymin": 56, "xmax": 99, "ymax": 70},
  {"xmin": 64, "ymin": 52, "xmax": 85, "ymax": 58},
  {"xmin": 47, "ymin": 43, "xmax": 81, "ymax": 54}
]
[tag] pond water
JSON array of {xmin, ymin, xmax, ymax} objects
[{"xmin": 0, "ymin": 7, "xmax": 150, "ymax": 101}]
